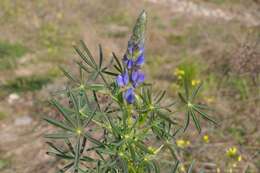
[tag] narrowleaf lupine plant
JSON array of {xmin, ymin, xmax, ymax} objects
[{"xmin": 44, "ymin": 11, "xmax": 216, "ymax": 173}]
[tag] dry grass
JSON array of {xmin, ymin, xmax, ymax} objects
[{"xmin": 0, "ymin": 0, "xmax": 259, "ymax": 172}]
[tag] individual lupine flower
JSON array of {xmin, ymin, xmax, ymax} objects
[
  {"xmin": 116, "ymin": 71, "xmax": 129, "ymax": 87},
  {"xmin": 124, "ymin": 88, "xmax": 135, "ymax": 104},
  {"xmin": 131, "ymin": 70, "xmax": 145, "ymax": 88},
  {"xmin": 123, "ymin": 43, "xmax": 145, "ymax": 69}
]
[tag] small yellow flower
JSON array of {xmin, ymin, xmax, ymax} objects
[
  {"xmin": 203, "ymin": 135, "xmax": 209, "ymax": 143},
  {"xmin": 176, "ymin": 139, "xmax": 190, "ymax": 148},
  {"xmin": 237, "ymin": 155, "xmax": 242, "ymax": 162},
  {"xmin": 226, "ymin": 147, "xmax": 237, "ymax": 158},
  {"xmin": 174, "ymin": 68, "xmax": 185, "ymax": 79},
  {"xmin": 205, "ymin": 97, "xmax": 214, "ymax": 103},
  {"xmin": 180, "ymin": 165, "xmax": 186, "ymax": 172},
  {"xmin": 191, "ymin": 79, "xmax": 201, "ymax": 86},
  {"xmin": 216, "ymin": 168, "xmax": 221, "ymax": 173}
]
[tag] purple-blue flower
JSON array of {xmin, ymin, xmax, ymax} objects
[
  {"xmin": 116, "ymin": 71, "xmax": 129, "ymax": 87},
  {"xmin": 124, "ymin": 87, "xmax": 135, "ymax": 104},
  {"xmin": 131, "ymin": 70, "xmax": 145, "ymax": 88},
  {"xmin": 123, "ymin": 43, "xmax": 145, "ymax": 69}
]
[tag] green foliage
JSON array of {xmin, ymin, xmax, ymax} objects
[
  {"xmin": 0, "ymin": 159, "xmax": 8, "ymax": 170},
  {"xmin": 103, "ymin": 11, "xmax": 132, "ymax": 26},
  {"xmin": 2, "ymin": 75, "xmax": 52, "ymax": 92},
  {"xmin": 0, "ymin": 40, "xmax": 27, "ymax": 70},
  {"xmin": 228, "ymin": 76, "xmax": 250, "ymax": 100},
  {"xmin": 173, "ymin": 60, "xmax": 202, "ymax": 90},
  {"xmin": 0, "ymin": 111, "xmax": 7, "ymax": 120},
  {"xmin": 166, "ymin": 34, "xmax": 186, "ymax": 46},
  {"xmin": 43, "ymin": 11, "xmax": 215, "ymax": 173}
]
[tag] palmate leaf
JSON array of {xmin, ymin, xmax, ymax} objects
[
  {"xmin": 193, "ymin": 106, "xmax": 217, "ymax": 124},
  {"xmin": 46, "ymin": 151, "xmax": 74, "ymax": 160},
  {"xmin": 80, "ymin": 40, "xmax": 97, "ymax": 68},
  {"xmin": 150, "ymin": 160, "xmax": 160, "ymax": 173},
  {"xmin": 191, "ymin": 82, "xmax": 203, "ymax": 101},
  {"xmin": 171, "ymin": 160, "xmax": 180, "ymax": 173},
  {"xmin": 68, "ymin": 89, "xmax": 81, "ymax": 127},
  {"xmin": 73, "ymin": 137, "xmax": 81, "ymax": 173},
  {"xmin": 83, "ymin": 132, "xmax": 104, "ymax": 146},
  {"xmin": 178, "ymin": 92, "xmax": 187, "ymax": 104},
  {"xmin": 112, "ymin": 52, "xmax": 123, "ymax": 72},
  {"xmin": 59, "ymin": 162, "xmax": 74, "ymax": 173},
  {"xmin": 156, "ymin": 109, "xmax": 177, "ymax": 125},
  {"xmin": 46, "ymin": 141, "xmax": 65, "ymax": 154},
  {"xmin": 65, "ymin": 139, "xmax": 75, "ymax": 155},
  {"xmin": 59, "ymin": 66, "xmax": 80, "ymax": 84},
  {"xmin": 74, "ymin": 45, "xmax": 95, "ymax": 69},
  {"xmin": 50, "ymin": 99, "xmax": 76, "ymax": 128},
  {"xmin": 190, "ymin": 109, "xmax": 201, "ymax": 133},
  {"xmin": 188, "ymin": 160, "xmax": 195, "ymax": 173},
  {"xmin": 44, "ymin": 116, "xmax": 74, "ymax": 132},
  {"xmin": 44, "ymin": 132, "xmax": 75, "ymax": 139},
  {"xmin": 155, "ymin": 90, "xmax": 166, "ymax": 104},
  {"xmin": 183, "ymin": 110, "xmax": 190, "ymax": 132},
  {"xmin": 98, "ymin": 44, "xmax": 103, "ymax": 69}
]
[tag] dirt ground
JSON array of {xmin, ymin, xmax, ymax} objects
[{"xmin": 0, "ymin": 0, "xmax": 259, "ymax": 172}]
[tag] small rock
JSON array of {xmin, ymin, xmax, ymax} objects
[
  {"xmin": 14, "ymin": 116, "xmax": 32, "ymax": 126},
  {"xmin": 8, "ymin": 93, "xmax": 20, "ymax": 104}
]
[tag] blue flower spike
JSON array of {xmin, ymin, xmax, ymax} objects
[{"xmin": 117, "ymin": 11, "xmax": 147, "ymax": 104}]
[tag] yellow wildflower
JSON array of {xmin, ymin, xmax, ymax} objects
[
  {"xmin": 180, "ymin": 165, "xmax": 186, "ymax": 172},
  {"xmin": 176, "ymin": 139, "xmax": 190, "ymax": 148},
  {"xmin": 203, "ymin": 135, "xmax": 209, "ymax": 143},
  {"xmin": 205, "ymin": 97, "xmax": 214, "ymax": 103},
  {"xmin": 177, "ymin": 75, "xmax": 182, "ymax": 80},
  {"xmin": 226, "ymin": 147, "xmax": 237, "ymax": 158},
  {"xmin": 174, "ymin": 68, "xmax": 185, "ymax": 80},
  {"xmin": 191, "ymin": 79, "xmax": 201, "ymax": 86},
  {"xmin": 237, "ymin": 155, "xmax": 242, "ymax": 162}
]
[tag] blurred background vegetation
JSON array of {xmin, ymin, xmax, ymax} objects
[{"xmin": 0, "ymin": 0, "xmax": 259, "ymax": 172}]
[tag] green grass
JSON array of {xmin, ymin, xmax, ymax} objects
[
  {"xmin": 38, "ymin": 23, "xmax": 64, "ymax": 55},
  {"xmin": 2, "ymin": 75, "xmax": 52, "ymax": 93},
  {"xmin": 166, "ymin": 34, "xmax": 186, "ymax": 46},
  {"xmin": 102, "ymin": 11, "xmax": 132, "ymax": 26},
  {"xmin": 0, "ymin": 111, "xmax": 6, "ymax": 120},
  {"xmin": 227, "ymin": 126, "xmax": 246, "ymax": 144},
  {"xmin": 0, "ymin": 159, "xmax": 8, "ymax": 170},
  {"xmin": 1, "ymin": 67, "xmax": 62, "ymax": 93},
  {"xmin": 0, "ymin": 40, "xmax": 28, "ymax": 70}
]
